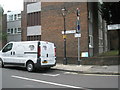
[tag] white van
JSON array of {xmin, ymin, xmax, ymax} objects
[{"xmin": 0, "ymin": 41, "xmax": 56, "ymax": 72}]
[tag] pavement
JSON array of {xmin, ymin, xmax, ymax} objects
[{"xmin": 52, "ymin": 64, "xmax": 120, "ymax": 75}]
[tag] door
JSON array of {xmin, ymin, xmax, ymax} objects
[
  {"xmin": 41, "ymin": 42, "xmax": 55, "ymax": 65},
  {"xmin": 47, "ymin": 43, "xmax": 56, "ymax": 64},
  {"xmin": 2, "ymin": 43, "xmax": 13, "ymax": 64},
  {"xmin": 12, "ymin": 44, "xmax": 25, "ymax": 65}
]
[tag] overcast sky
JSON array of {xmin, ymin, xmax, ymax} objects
[{"xmin": 0, "ymin": 0, "xmax": 23, "ymax": 13}]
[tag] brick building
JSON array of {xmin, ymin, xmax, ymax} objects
[
  {"xmin": 0, "ymin": 6, "xmax": 7, "ymax": 49},
  {"xmin": 22, "ymin": 1, "xmax": 108, "ymax": 63},
  {"xmin": 22, "ymin": 0, "xmax": 41, "ymax": 41}
]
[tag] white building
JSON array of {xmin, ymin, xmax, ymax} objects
[{"xmin": 7, "ymin": 10, "xmax": 21, "ymax": 42}]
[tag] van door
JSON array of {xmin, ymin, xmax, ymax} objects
[
  {"xmin": 12, "ymin": 44, "xmax": 25, "ymax": 65},
  {"xmin": 47, "ymin": 43, "xmax": 55, "ymax": 58},
  {"xmin": 46, "ymin": 43, "xmax": 56, "ymax": 64},
  {"xmin": 41, "ymin": 42, "xmax": 55, "ymax": 65},
  {"xmin": 2, "ymin": 43, "xmax": 13, "ymax": 64}
]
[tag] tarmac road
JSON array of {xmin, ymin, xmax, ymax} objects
[{"xmin": 0, "ymin": 66, "xmax": 119, "ymax": 90}]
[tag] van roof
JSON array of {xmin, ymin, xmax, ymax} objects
[
  {"xmin": 9, "ymin": 41, "xmax": 53, "ymax": 44},
  {"xmin": 10, "ymin": 41, "xmax": 39, "ymax": 43}
]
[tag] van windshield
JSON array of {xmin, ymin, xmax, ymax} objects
[{"xmin": 2, "ymin": 43, "xmax": 13, "ymax": 52}]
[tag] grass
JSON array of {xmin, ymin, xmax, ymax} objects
[{"xmin": 99, "ymin": 50, "xmax": 119, "ymax": 57}]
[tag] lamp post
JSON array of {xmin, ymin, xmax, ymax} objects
[{"xmin": 61, "ymin": 7, "xmax": 67, "ymax": 65}]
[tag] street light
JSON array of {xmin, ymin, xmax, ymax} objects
[{"xmin": 61, "ymin": 7, "xmax": 67, "ymax": 65}]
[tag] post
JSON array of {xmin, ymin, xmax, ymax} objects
[
  {"xmin": 63, "ymin": 16, "xmax": 67, "ymax": 65},
  {"xmin": 78, "ymin": 36, "xmax": 80, "ymax": 65},
  {"xmin": 61, "ymin": 7, "xmax": 67, "ymax": 65},
  {"xmin": 76, "ymin": 8, "xmax": 81, "ymax": 65}
]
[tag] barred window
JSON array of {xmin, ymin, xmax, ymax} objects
[
  {"xmin": 27, "ymin": 11, "xmax": 41, "ymax": 26},
  {"xmin": 27, "ymin": 35, "xmax": 41, "ymax": 41}
]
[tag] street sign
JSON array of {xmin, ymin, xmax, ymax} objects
[
  {"xmin": 63, "ymin": 35, "xmax": 67, "ymax": 39},
  {"xmin": 62, "ymin": 30, "xmax": 76, "ymax": 34},
  {"xmin": 108, "ymin": 24, "xmax": 120, "ymax": 30},
  {"xmin": 74, "ymin": 33, "xmax": 81, "ymax": 38},
  {"xmin": 81, "ymin": 52, "xmax": 88, "ymax": 57}
]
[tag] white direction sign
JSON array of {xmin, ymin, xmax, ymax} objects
[
  {"xmin": 108, "ymin": 24, "xmax": 120, "ymax": 30},
  {"xmin": 62, "ymin": 30, "xmax": 76, "ymax": 34},
  {"xmin": 74, "ymin": 33, "xmax": 81, "ymax": 37}
]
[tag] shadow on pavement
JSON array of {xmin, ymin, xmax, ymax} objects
[{"xmin": 3, "ymin": 66, "xmax": 56, "ymax": 73}]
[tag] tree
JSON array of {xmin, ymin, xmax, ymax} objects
[{"xmin": 102, "ymin": 2, "xmax": 120, "ymax": 55}]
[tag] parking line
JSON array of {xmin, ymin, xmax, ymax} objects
[
  {"xmin": 11, "ymin": 75, "xmax": 84, "ymax": 89},
  {"xmin": 42, "ymin": 74, "xmax": 60, "ymax": 77}
]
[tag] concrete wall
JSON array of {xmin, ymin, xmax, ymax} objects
[
  {"xmin": 7, "ymin": 34, "xmax": 21, "ymax": 42},
  {"xmin": 7, "ymin": 20, "xmax": 21, "ymax": 42},
  {"xmin": 7, "ymin": 20, "xmax": 21, "ymax": 29}
]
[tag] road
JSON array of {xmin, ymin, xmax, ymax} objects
[{"xmin": 0, "ymin": 66, "xmax": 119, "ymax": 90}]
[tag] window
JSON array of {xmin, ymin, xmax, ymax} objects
[
  {"xmin": 88, "ymin": 11, "xmax": 93, "ymax": 23},
  {"xmin": 14, "ymin": 28, "xmax": 17, "ymax": 34},
  {"xmin": 11, "ymin": 29, "xmax": 14, "ymax": 34},
  {"xmin": 99, "ymin": 39, "xmax": 103, "ymax": 46},
  {"xmin": 7, "ymin": 29, "xmax": 11, "ymax": 34},
  {"xmin": 9, "ymin": 15, "xmax": 13, "ymax": 21},
  {"xmin": 2, "ymin": 43, "xmax": 13, "ymax": 52},
  {"xmin": 17, "ymin": 28, "xmax": 21, "ymax": 34},
  {"xmin": 99, "ymin": 29, "xmax": 103, "ymax": 47},
  {"xmin": 89, "ymin": 35, "xmax": 93, "ymax": 48},
  {"xmin": 17, "ymin": 14, "xmax": 21, "ymax": 20},
  {"xmin": 14, "ymin": 14, "xmax": 17, "ymax": 20},
  {"xmin": 27, "ymin": 11, "xmax": 41, "ymax": 26},
  {"xmin": 27, "ymin": 35, "xmax": 41, "ymax": 41}
]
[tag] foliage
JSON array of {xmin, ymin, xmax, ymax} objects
[
  {"xmin": 101, "ymin": 2, "xmax": 120, "ymax": 25},
  {"xmin": 0, "ymin": 32, "xmax": 7, "ymax": 40},
  {"xmin": 99, "ymin": 50, "xmax": 118, "ymax": 57}
]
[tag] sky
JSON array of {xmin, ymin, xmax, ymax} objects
[{"xmin": 0, "ymin": 0, "xmax": 23, "ymax": 13}]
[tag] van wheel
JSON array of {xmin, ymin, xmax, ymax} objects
[
  {"xmin": 26, "ymin": 62, "xmax": 34, "ymax": 72},
  {"xmin": 0, "ymin": 60, "xmax": 4, "ymax": 68}
]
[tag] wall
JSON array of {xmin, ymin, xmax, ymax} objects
[
  {"xmin": 41, "ymin": 2, "xmax": 89, "ymax": 60},
  {"xmin": 22, "ymin": 1, "xmax": 41, "ymax": 41},
  {"xmin": 2, "ymin": 14, "xmax": 7, "ymax": 46},
  {"xmin": 108, "ymin": 30, "xmax": 118, "ymax": 50},
  {"xmin": 0, "ymin": 7, "xmax": 3, "ymax": 49},
  {"xmin": 7, "ymin": 11, "xmax": 22, "ymax": 42},
  {"xmin": 0, "ymin": 7, "xmax": 7, "ymax": 49}
]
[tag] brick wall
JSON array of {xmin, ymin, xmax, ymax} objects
[
  {"xmin": 41, "ymin": 2, "xmax": 89, "ymax": 58},
  {"xmin": 2, "ymin": 14, "xmax": 7, "ymax": 47},
  {"xmin": 0, "ymin": 9, "xmax": 7, "ymax": 49},
  {"xmin": 21, "ymin": 2, "xmax": 27, "ymax": 41}
]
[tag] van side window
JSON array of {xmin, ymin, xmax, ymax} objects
[{"xmin": 2, "ymin": 43, "xmax": 13, "ymax": 52}]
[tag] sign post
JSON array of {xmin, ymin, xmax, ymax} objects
[{"xmin": 76, "ymin": 8, "xmax": 81, "ymax": 65}]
